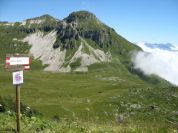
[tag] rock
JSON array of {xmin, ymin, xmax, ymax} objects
[
  {"xmin": 0, "ymin": 104, "xmax": 5, "ymax": 112},
  {"xmin": 116, "ymin": 114, "xmax": 125, "ymax": 123}
]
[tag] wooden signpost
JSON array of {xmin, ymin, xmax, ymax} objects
[{"xmin": 5, "ymin": 54, "xmax": 31, "ymax": 133}]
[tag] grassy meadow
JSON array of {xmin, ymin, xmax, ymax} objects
[{"xmin": 0, "ymin": 62, "xmax": 178, "ymax": 132}]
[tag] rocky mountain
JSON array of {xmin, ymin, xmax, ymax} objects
[
  {"xmin": 136, "ymin": 42, "xmax": 178, "ymax": 51},
  {"xmin": 0, "ymin": 11, "xmax": 177, "ymax": 132},
  {"xmin": 0, "ymin": 11, "xmax": 142, "ymax": 73}
]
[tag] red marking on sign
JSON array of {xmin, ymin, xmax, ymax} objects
[
  {"xmin": 6, "ymin": 57, "xmax": 10, "ymax": 65},
  {"xmin": 24, "ymin": 65, "xmax": 30, "ymax": 70}
]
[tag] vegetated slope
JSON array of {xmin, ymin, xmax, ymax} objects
[{"xmin": 0, "ymin": 10, "xmax": 177, "ymax": 132}]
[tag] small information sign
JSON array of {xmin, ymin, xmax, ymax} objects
[
  {"xmin": 6, "ymin": 57, "xmax": 30, "ymax": 66},
  {"xmin": 13, "ymin": 71, "xmax": 23, "ymax": 85}
]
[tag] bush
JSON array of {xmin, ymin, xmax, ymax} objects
[
  {"xmin": 70, "ymin": 58, "xmax": 81, "ymax": 69},
  {"xmin": 0, "ymin": 96, "xmax": 42, "ymax": 117},
  {"xmin": 0, "ymin": 96, "xmax": 15, "ymax": 112}
]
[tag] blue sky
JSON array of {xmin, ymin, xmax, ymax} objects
[{"xmin": 0, "ymin": 0, "xmax": 178, "ymax": 45}]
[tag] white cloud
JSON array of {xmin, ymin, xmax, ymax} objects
[{"xmin": 132, "ymin": 42, "xmax": 178, "ymax": 86}]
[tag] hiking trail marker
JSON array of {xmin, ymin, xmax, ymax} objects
[
  {"xmin": 5, "ymin": 54, "xmax": 31, "ymax": 133},
  {"xmin": 13, "ymin": 71, "xmax": 23, "ymax": 85}
]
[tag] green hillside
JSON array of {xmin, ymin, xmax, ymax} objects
[{"xmin": 0, "ymin": 11, "xmax": 177, "ymax": 132}]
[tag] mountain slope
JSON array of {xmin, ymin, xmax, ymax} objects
[
  {"xmin": 0, "ymin": 11, "xmax": 170, "ymax": 87},
  {"xmin": 0, "ymin": 11, "xmax": 177, "ymax": 132},
  {"xmin": 0, "ymin": 11, "xmax": 140, "ymax": 73}
]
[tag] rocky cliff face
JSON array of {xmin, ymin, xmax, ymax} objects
[{"xmin": 22, "ymin": 30, "xmax": 112, "ymax": 72}]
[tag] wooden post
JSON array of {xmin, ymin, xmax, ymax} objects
[
  {"xmin": 5, "ymin": 54, "xmax": 31, "ymax": 133},
  {"xmin": 16, "ymin": 85, "xmax": 20, "ymax": 133}
]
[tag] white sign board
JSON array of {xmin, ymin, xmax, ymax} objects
[
  {"xmin": 13, "ymin": 71, "xmax": 23, "ymax": 85},
  {"xmin": 6, "ymin": 57, "xmax": 30, "ymax": 66}
]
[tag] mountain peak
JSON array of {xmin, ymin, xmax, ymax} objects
[
  {"xmin": 20, "ymin": 14, "xmax": 57, "ymax": 26},
  {"xmin": 38, "ymin": 14, "xmax": 56, "ymax": 20},
  {"xmin": 26, "ymin": 14, "xmax": 56, "ymax": 21},
  {"xmin": 64, "ymin": 10, "xmax": 97, "ymax": 23}
]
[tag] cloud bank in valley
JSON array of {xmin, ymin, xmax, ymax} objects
[{"xmin": 132, "ymin": 42, "xmax": 178, "ymax": 86}]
